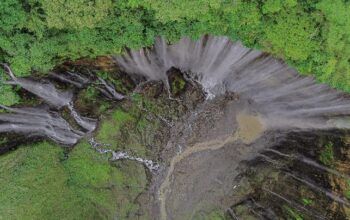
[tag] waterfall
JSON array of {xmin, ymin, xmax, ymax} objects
[
  {"xmin": 0, "ymin": 104, "xmax": 83, "ymax": 145},
  {"xmin": 112, "ymin": 36, "xmax": 350, "ymax": 219},
  {"xmin": 114, "ymin": 36, "xmax": 350, "ymax": 131},
  {"xmin": 2, "ymin": 64, "xmax": 73, "ymax": 109},
  {"xmin": 1, "ymin": 37, "xmax": 350, "ymax": 219},
  {"xmin": 0, "ymin": 65, "xmax": 97, "ymax": 145},
  {"xmin": 1, "ymin": 36, "xmax": 349, "ymax": 146},
  {"xmin": 98, "ymin": 77, "xmax": 125, "ymax": 100},
  {"xmin": 67, "ymin": 103, "xmax": 97, "ymax": 132},
  {"xmin": 50, "ymin": 71, "xmax": 90, "ymax": 88}
]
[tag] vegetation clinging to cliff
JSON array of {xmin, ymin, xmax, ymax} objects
[{"xmin": 1, "ymin": 0, "xmax": 350, "ymax": 106}]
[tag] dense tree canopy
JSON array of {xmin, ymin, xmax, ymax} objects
[{"xmin": 0, "ymin": 0, "xmax": 350, "ymax": 105}]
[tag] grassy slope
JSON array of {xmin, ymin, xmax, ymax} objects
[
  {"xmin": 0, "ymin": 108, "xmax": 148, "ymax": 220},
  {"xmin": 0, "ymin": 78, "xmax": 183, "ymax": 219},
  {"xmin": 0, "ymin": 142, "xmax": 117, "ymax": 220},
  {"xmin": 0, "ymin": 86, "xmax": 177, "ymax": 220}
]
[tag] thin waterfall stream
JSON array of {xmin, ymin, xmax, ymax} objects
[
  {"xmin": 113, "ymin": 36, "xmax": 350, "ymax": 220},
  {"xmin": 1, "ymin": 36, "xmax": 350, "ymax": 219}
]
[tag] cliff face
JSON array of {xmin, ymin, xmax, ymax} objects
[{"xmin": 1, "ymin": 36, "xmax": 350, "ymax": 220}]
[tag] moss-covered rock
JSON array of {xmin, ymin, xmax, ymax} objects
[{"xmin": 0, "ymin": 66, "xmax": 206, "ymax": 220}]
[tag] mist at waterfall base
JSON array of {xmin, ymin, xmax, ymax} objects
[
  {"xmin": 0, "ymin": 36, "xmax": 350, "ymax": 219},
  {"xmin": 114, "ymin": 36, "xmax": 350, "ymax": 219},
  {"xmin": 115, "ymin": 36, "xmax": 350, "ymax": 131}
]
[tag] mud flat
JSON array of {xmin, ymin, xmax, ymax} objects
[
  {"xmin": 154, "ymin": 96, "xmax": 350, "ymax": 220},
  {"xmin": 155, "ymin": 96, "xmax": 267, "ymax": 220}
]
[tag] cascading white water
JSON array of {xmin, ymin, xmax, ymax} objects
[
  {"xmin": 0, "ymin": 104, "xmax": 83, "ymax": 145},
  {"xmin": 114, "ymin": 36, "xmax": 350, "ymax": 131},
  {"xmin": 0, "ymin": 61, "xmax": 129, "ymax": 145},
  {"xmin": 113, "ymin": 36, "xmax": 350, "ymax": 220},
  {"xmin": 88, "ymin": 138, "xmax": 160, "ymax": 171},
  {"xmin": 67, "ymin": 103, "xmax": 97, "ymax": 132},
  {"xmin": 0, "ymin": 36, "xmax": 348, "ymax": 219},
  {"xmin": 2, "ymin": 36, "xmax": 348, "ymax": 147},
  {"xmin": 0, "ymin": 65, "xmax": 96, "ymax": 145},
  {"xmin": 2, "ymin": 64, "xmax": 73, "ymax": 109}
]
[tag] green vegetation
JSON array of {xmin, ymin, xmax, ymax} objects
[
  {"xmin": 231, "ymin": 204, "xmax": 257, "ymax": 220},
  {"xmin": 284, "ymin": 206, "xmax": 304, "ymax": 220},
  {"xmin": 1, "ymin": 1, "xmax": 350, "ymax": 219},
  {"xmin": 96, "ymin": 71, "xmax": 132, "ymax": 94},
  {"xmin": 84, "ymin": 86, "xmax": 98, "ymax": 99},
  {"xmin": 302, "ymin": 198, "xmax": 313, "ymax": 206},
  {"xmin": 74, "ymin": 85, "xmax": 112, "ymax": 116},
  {"xmin": 0, "ymin": 131, "xmax": 147, "ymax": 220},
  {"xmin": 0, "ymin": 83, "xmax": 183, "ymax": 219},
  {"xmin": 0, "ymin": 84, "xmax": 20, "ymax": 106},
  {"xmin": 0, "ymin": 136, "xmax": 7, "ymax": 145},
  {"xmin": 1, "ymin": 0, "xmax": 350, "ymax": 105},
  {"xmin": 345, "ymin": 180, "xmax": 350, "ymax": 199},
  {"xmin": 0, "ymin": 141, "xmax": 115, "ymax": 219},
  {"xmin": 96, "ymin": 109, "xmax": 136, "ymax": 148},
  {"xmin": 95, "ymin": 91, "xmax": 176, "ymax": 158},
  {"xmin": 171, "ymin": 75, "xmax": 186, "ymax": 96},
  {"xmin": 319, "ymin": 141, "xmax": 335, "ymax": 166},
  {"xmin": 0, "ymin": 81, "xmax": 176, "ymax": 219}
]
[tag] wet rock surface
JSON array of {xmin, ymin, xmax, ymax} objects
[
  {"xmin": 1, "ymin": 36, "xmax": 350, "ymax": 220},
  {"xmin": 228, "ymin": 131, "xmax": 350, "ymax": 220},
  {"xmin": 1, "ymin": 63, "xmax": 350, "ymax": 220}
]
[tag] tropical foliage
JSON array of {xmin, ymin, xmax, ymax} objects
[{"xmin": 0, "ymin": 0, "xmax": 350, "ymax": 105}]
